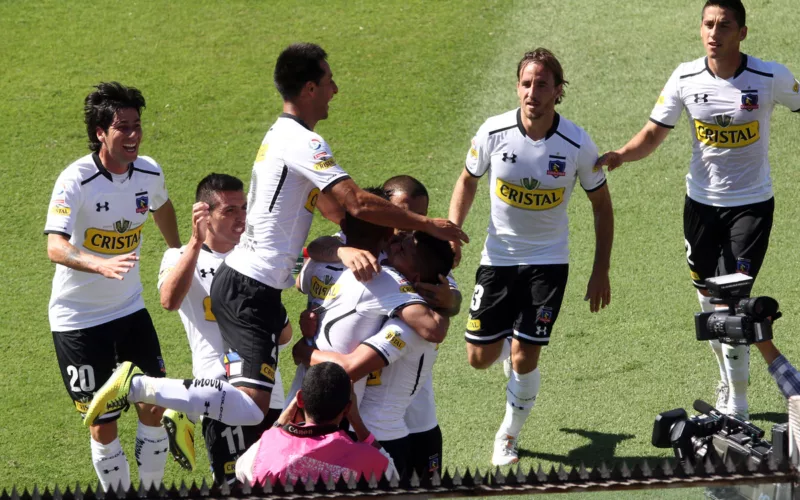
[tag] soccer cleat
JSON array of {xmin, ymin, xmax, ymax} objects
[
  {"xmin": 83, "ymin": 361, "xmax": 141, "ymax": 427},
  {"xmin": 162, "ymin": 410, "xmax": 196, "ymax": 471},
  {"xmin": 714, "ymin": 381, "xmax": 729, "ymax": 414},
  {"xmin": 491, "ymin": 434, "xmax": 519, "ymax": 466}
]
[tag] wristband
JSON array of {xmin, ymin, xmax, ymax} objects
[{"xmin": 364, "ymin": 433, "xmax": 376, "ymax": 445}]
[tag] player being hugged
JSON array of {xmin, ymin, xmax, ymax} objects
[
  {"xmin": 45, "ymin": 82, "xmax": 180, "ymax": 491},
  {"xmin": 595, "ymin": 0, "xmax": 800, "ymax": 419},
  {"xmin": 449, "ymin": 48, "xmax": 614, "ymax": 466}
]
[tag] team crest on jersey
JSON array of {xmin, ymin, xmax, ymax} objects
[
  {"xmin": 84, "ymin": 218, "xmax": 142, "ymax": 255},
  {"xmin": 496, "ymin": 178, "xmax": 564, "ymax": 211},
  {"xmin": 135, "ymin": 193, "xmax": 148, "ymax": 214},
  {"xmin": 740, "ymin": 91, "xmax": 759, "ymax": 111},
  {"xmin": 536, "ymin": 306, "xmax": 553, "ymax": 324},
  {"xmin": 547, "ymin": 157, "xmax": 567, "ymax": 178},
  {"xmin": 736, "ymin": 258, "xmax": 751, "ymax": 275}
]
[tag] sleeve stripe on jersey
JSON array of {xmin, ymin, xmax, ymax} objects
[
  {"xmin": 583, "ymin": 178, "xmax": 607, "ymax": 193},
  {"xmin": 388, "ymin": 300, "xmax": 427, "ymax": 318},
  {"xmin": 680, "ymin": 68, "xmax": 708, "ymax": 79},
  {"xmin": 465, "ymin": 166, "xmax": 482, "ymax": 178},
  {"xmin": 362, "ymin": 341, "xmax": 390, "ymax": 366},
  {"xmin": 44, "ymin": 230, "xmax": 71, "ymax": 238},
  {"xmin": 132, "ymin": 167, "xmax": 161, "ymax": 176},
  {"xmin": 487, "ymin": 124, "xmax": 517, "ymax": 136},
  {"xmin": 321, "ymin": 174, "xmax": 351, "ymax": 194},
  {"xmin": 745, "ymin": 67, "xmax": 773, "ymax": 78},
  {"xmin": 555, "ymin": 131, "xmax": 580, "ymax": 149},
  {"xmin": 323, "ymin": 309, "xmax": 358, "ymax": 347},
  {"xmin": 649, "ymin": 117, "xmax": 675, "ymax": 129},
  {"xmin": 410, "ymin": 354, "xmax": 425, "ymax": 396},
  {"xmin": 268, "ymin": 165, "xmax": 289, "ymax": 212},
  {"xmin": 80, "ymin": 171, "xmax": 104, "ymax": 186}
]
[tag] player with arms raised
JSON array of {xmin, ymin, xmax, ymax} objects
[
  {"xmin": 595, "ymin": 0, "xmax": 800, "ymax": 418},
  {"xmin": 45, "ymin": 82, "xmax": 180, "ymax": 491},
  {"xmin": 449, "ymin": 49, "xmax": 614, "ymax": 466}
]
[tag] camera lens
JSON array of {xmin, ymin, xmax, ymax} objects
[{"xmin": 737, "ymin": 297, "xmax": 778, "ymax": 319}]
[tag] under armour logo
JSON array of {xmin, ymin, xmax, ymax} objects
[
  {"xmin": 535, "ymin": 326, "xmax": 547, "ymax": 336},
  {"xmin": 154, "ymin": 448, "xmax": 168, "ymax": 455},
  {"xmin": 502, "ymin": 153, "xmax": 517, "ymax": 163},
  {"xmin": 102, "ymin": 466, "xmax": 120, "ymax": 474},
  {"xmin": 199, "ymin": 268, "xmax": 215, "ymax": 278},
  {"xmin": 96, "ymin": 202, "xmax": 109, "ymax": 212},
  {"xmin": 694, "ymin": 93, "xmax": 709, "ymax": 103},
  {"xmin": 725, "ymin": 354, "xmax": 739, "ymax": 360},
  {"xmin": 203, "ymin": 401, "xmax": 211, "ymax": 417}
]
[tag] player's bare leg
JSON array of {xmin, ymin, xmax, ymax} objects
[
  {"xmin": 492, "ymin": 340, "xmax": 542, "ymax": 466},
  {"xmin": 89, "ymin": 421, "xmax": 131, "ymax": 492},
  {"xmin": 466, "ymin": 339, "xmax": 512, "ymax": 370}
]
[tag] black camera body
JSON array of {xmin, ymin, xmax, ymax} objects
[
  {"xmin": 694, "ymin": 274, "xmax": 780, "ymax": 345},
  {"xmin": 652, "ymin": 400, "xmax": 787, "ymax": 468}
]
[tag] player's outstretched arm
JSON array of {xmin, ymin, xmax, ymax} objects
[
  {"xmin": 47, "ymin": 233, "xmax": 138, "ymax": 280},
  {"xmin": 152, "ymin": 199, "xmax": 181, "ymax": 248},
  {"xmin": 306, "ymin": 236, "xmax": 381, "ymax": 282},
  {"xmin": 159, "ymin": 202, "xmax": 209, "ymax": 310},
  {"xmin": 396, "ymin": 303, "xmax": 449, "ymax": 344},
  {"xmin": 292, "ymin": 341, "xmax": 386, "ymax": 382},
  {"xmin": 584, "ymin": 183, "xmax": 613, "ymax": 313},
  {"xmin": 448, "ymin": 169, "xmax": 480, "ymax": 268},
  {"xmin": 327, "ymin": 178, "xmax": 468, "ymax": 245},
  {"xmin": 595, "ymin": 121, "xmax": 671, "ymax": 172}
]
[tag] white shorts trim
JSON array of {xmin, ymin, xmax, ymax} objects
[
  {"xmin": 512, "ymin": 330, "xmax": 550, "ymax": 343},
  {"xmin": 464, "ymin": 328, "xmax": 512, "ymax": 343},
  {"xmin": 228, "ymin": 376, "xmax": 274, "ymax": 389}
]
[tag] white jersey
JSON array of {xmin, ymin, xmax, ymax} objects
[
  {"xmin": 361, "ymin": 319, "xmax": 438, "ymax": 441},
  {"xmin": 44, "ymin": 153, "xmax": 169, "ymax": 331},
  {"xmin": 466, "ymin": 109, "xmax": 606, "ymax": 266},
  {"xmin": 651, "ymin": 55, "xmax": 800, "ymax": 207},
  {"xmin": 298, "ymin": 259, "xmax": 346, "ymax": 310},
  {"xmin": 158, "ymin": 244, "xmax": 284, "ymax": 409},
  {"xmin": 227, "ymin": 114, "xmax": 350, "ymax": 289}
]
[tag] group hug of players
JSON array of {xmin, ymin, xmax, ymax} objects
[{"xmin": 44, "ymin": 0, "xmax": 800, "ymax": 490}]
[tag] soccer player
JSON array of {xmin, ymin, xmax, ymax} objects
[
  {"xmin": 208, "ymin": 42, "xmax": 467, "ymax": 449},
  {"xmin": 594, "ymin": 0, "xmax": 800, "ymax": 418},
  {"xmin": 45, "ymin": 82, "xmax": 180, "ymax": 491},
  {"xmin": 448, "ymin": 48, "xmax": 614, "ymax": 466},
  {"xmin": 156, "ymin": 174, "xmax": 291, "ymax": 482},
  {"xmin": 293, "ymin": 231, "xmax": 455, "ymax": 477}
]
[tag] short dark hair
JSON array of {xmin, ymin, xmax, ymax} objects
[
  {"xmin": 274, "ymin": 43, "xmax": 328, "ymax": 101},
  {"xmin": 412, "ymin": 231, "xmax": 454, "ymax": 284},
  {"xmin": 517, "ymin": 48, "xmax": 568, "ymax": 105},
  {"xmin": 382, "ymin": 175, "xmax": 429, "ymax": 201},
  {"xmin": 342, "ymin": 187, "xmax": 393, "ymax": 245},
  {"xmin": 301, "ymin": 362, "xmax": 351, "ymax": 422},
  {"xmin": 195, "ymin": 173, "xmax": 244, "ymax": 209},
  {"xmin": 703, "ymin": 0, "xmax": 746, "ymax": 27},
  {"xmin": 84, "ymin": 82, "xmax": 146, "ymax": 153}
]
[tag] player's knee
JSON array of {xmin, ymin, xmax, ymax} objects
[
  {"xmin": 134, "ymin": 402, "xmax": 164, "ymax": 426},
  {"xmin": 466, "ymin": 345, "xmax": 495, "ymax": 369},
  {"xmin": 89, "ymin": 420, "xmax": 119, "ymax": 444}
]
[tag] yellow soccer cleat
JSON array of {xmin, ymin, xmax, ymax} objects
[
  {"xmin": 162, "ymin": 410, "xmax": 196, "ymax": 471},
  {"xmin": 83, "ymin": 361, "xmax": 141, "ymax": 427}
]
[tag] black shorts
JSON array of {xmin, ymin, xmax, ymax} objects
[
  {"xmin": 407, "ymin": 425, "xmax": 442, "ymax": 480},
  {"xmin": 52, "ymin": 309, "xmax": 165, "ymax": 424},
  {"xmin": 202, "ymin": 408, "xmax": 280, "ymax": 485},
  {"xmin": 464, "ymin": 264, "xmax": 569, "ymax": 346},
  {"xmin": 381, "ymin": 435, "xmax": 411, "ymax": 480},
  {"xmin": 684, "ymin": 196, "xmax": 774, "ymax": 289},
  {"xmin": 210, "ymin": 262, "xmax": 287, "ymax": 391}
]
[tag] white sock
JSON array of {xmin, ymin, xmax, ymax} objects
[
  {"xmin": 699, "ymin": 292, "xmax": 728, "ymax": 385},
  {"xmin": 723, "ymin": 344, "xmax": 750, "ymax": 415},
  {"xmin": 490, "ymin": 337, "xmax": 512, "ymax": 367},
  {"xmin": 91, "ymin": 437, "xmax": 130, "ymax": 492},
  {"xmin": 134, "ymin": 422, "xmax": 168, "ymax": 489},
  {"xmin": 129, "ymin": 376, "xmax": 263, "ymax": 426},
  {"xmin": 497, "ymin": 368, "xmax": 540, "ymax": 438}
]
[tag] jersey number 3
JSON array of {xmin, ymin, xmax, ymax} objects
[{"xmin": 470, "ymin": 284, "xmax": 485, "ymax": 311}]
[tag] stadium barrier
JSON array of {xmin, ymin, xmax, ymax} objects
[{"xmin": 2, "ymin": 454, "xmax": 796, "ymax": 499}]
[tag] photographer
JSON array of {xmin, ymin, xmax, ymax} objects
[
  {"xmin": 235, "ymin": 362, "xmax": 392, "ymax": 486},
  {"xmin": 754, "ymin": 340, "xmax": 800, "ymax": 400}
]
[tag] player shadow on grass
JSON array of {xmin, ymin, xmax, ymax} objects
[
  {"xmin": 518, "ymin": 428, "xmax": 664, "ymax": 467},
  {"xmin": 749, "ymin": 412, "xmax": 788, "ymax": 425}
]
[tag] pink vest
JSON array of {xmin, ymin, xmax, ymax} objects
[{"xmin": 252, "ymin": 424, "xmax": 389, "ymax": 486}]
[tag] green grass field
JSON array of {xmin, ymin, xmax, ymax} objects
[{"xmin": 2, "ymin": 1, "xmax": 800, "ymax": 497}]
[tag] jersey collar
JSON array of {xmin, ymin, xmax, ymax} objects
[
  {"xmin": 201, "ymin": 243, "xmax": 213, "ymax": 254},
  {"xmin": 92, "ymin": 152, "xmax": 134, "ymax": 182},
  {"xmin": 704, "ymin": 53, "xmax": 748, "ymax": 79},
  {"xmin": 280, "ymin": 112, "xmax": 312, "ymax": 131},
  {"xmin": 516, "ymin": 109, "xmax": 561, "ymax": 141}
]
